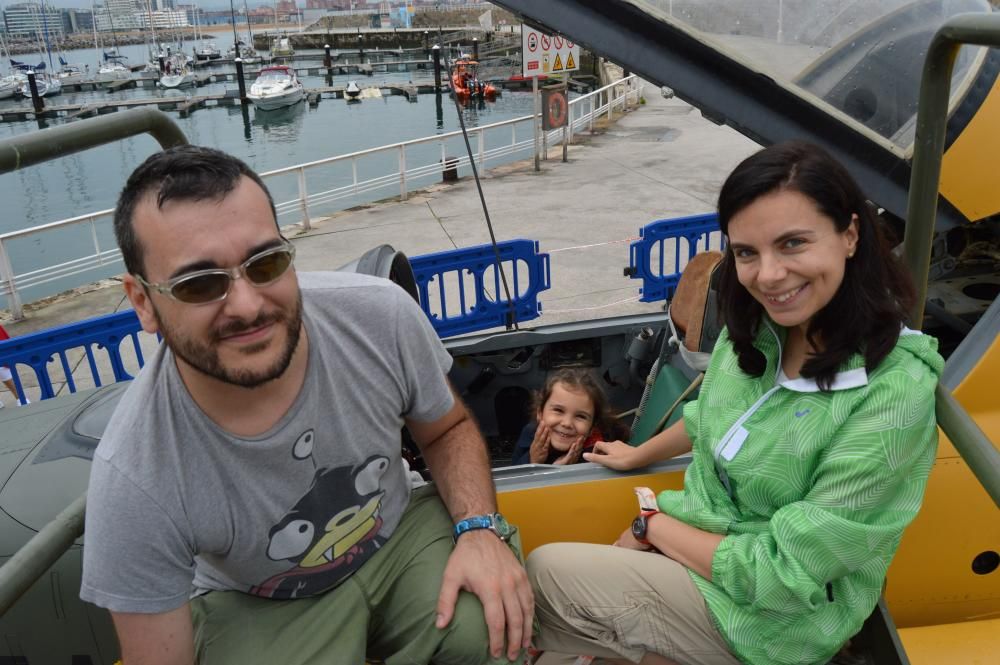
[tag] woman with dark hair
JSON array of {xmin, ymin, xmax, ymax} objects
[{"xmin": 526, "ymin": 141, "xmax": 943, "ymax": 665}]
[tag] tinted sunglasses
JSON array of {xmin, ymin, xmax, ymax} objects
[{"xmin": 136, "ymin": 242, "xmax": 296, "ymax": 305}]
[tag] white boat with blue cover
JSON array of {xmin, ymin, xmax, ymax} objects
[{"xmin": 247, "ymin": 65, "xmax": 304, "ymax": 111}]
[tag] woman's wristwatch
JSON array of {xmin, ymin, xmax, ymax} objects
[{"xmin": 631, "ymin": 509, "xmax": 659, "ymax": 545}]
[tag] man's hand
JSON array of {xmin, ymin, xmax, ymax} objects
[
  {"xmin": 436, "ymin": 530, "xmax": 534, "ymax": 661},
  {"xmin": 552, "ymin": 434, "xmax": 584, "ymax": 465},
  {"xmin": 527, "ymin": 423, "xmax": 551, "ymax": 464}
]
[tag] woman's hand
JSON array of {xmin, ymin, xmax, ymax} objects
[
  {"xmin": 528, "ymin": 424, "xmax": 551, "ymax": 464},
  {"xmin": 583, "ymin": 439, "xmax": 640, "ymax": 471},
  {"xmin": 552, "ymin": 434, "xmax": 585, "ymax": 465},
  {"xmin": 613, "ymin": 525, "xmax": 652, "ymax": 551}
]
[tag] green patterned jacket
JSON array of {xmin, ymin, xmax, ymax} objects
[{"xmin": 658, "ymin": 322, "xmax": 943, "ymax": 665}]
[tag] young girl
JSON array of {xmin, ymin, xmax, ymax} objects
[{"xmin": 511, "ymin": 368, "xmax": 624, "ymax": 466}]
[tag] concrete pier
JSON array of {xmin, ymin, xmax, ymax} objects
[{"xmin": 0, "ymin": 81, "xmax": 758, "ymax": 398}]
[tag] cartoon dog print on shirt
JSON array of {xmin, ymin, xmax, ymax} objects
[{"xmin": 250, "ymin": 430, "xmax": 390, "ymax": 598}]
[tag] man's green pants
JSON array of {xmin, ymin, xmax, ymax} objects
[{"xmin": 191, "ymin": 485, "xmax": 524, "ymax": 665}]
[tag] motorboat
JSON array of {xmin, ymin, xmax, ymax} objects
[
  {"xmin": 247, "ymin": 65, "xmax": 304, "ymax": 111},
  {"xmin": 450, "ymin": 58, "xmax": 497, "ymax": 101},
  {"xmin": 158, "ymin": 54, "xmax": 196, "ymax": 89},
  {"xmin": 345, "ymin": 80, "xmax": 361, "ymax": 99},
  {"xmin": 270, "ymin": 36, "xmax": 294, "ymax": 59},
  {"xmin": 195, "ymin": 43, "xmax": 222, "ymax": 61}
]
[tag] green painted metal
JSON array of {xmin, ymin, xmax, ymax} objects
[
  {"xmin": 0, "ymin": 107, "xmax": 187, "ymax": 618},
  {"xmin": 936, "ymin": 384, "xmax": 1000, "ymax": 507},
  {"xmin": 0, "ymin": 494, "xmax": 85, "ymax": 616},
  {"xmin": 0, "ymin": 108, "xmax": 188, "ymax": 176},
  {"xmin": 903, "ymin": 13, "xmax": 1000, "ymax": 324},
  {"xmin": 902, "ymin": 13, "xmax": 1000, "ymax": 508}
]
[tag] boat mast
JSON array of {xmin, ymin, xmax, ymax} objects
[
  {"xmin": 244, "ymin": 0, "xmax": 254, "ymax": 45},
  {"xmin": 40, "ymin": 1, "xmax": 54, "ymax": 70},
  {"xmin": 89, "ymin": 1, "xmax": 101, "ymax": 68},
  {"xmin": 145, "ymin": 0, "xmax": 160, "ymax": 63},
  {"xmin": 229, "ymin": 0, "xmax": 240, "ymax": 54}
]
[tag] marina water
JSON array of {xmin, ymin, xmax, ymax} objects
[{"xmin": 0, "ymin": 40, "xmax": 540, "ymax": 305}]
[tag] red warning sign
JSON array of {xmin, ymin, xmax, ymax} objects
[
  {"xmin": 540, "ymin": 34, "xmax": 551, "ymax": 50},
  {"xmin": 554, "ymin": 36, "xmax": 564, "ymax": 49},
  {"xmin": 527, "ymin": 32, "xmax": 538, "ymax": 52}
]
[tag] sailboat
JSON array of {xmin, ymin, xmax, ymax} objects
[
  {"xmin": 18, "ymin": 3, "xmax": 62, "ymax": 97},
  {"xmin": 95, "ymin": 2, "xmax": 130, "ymax": 82},
  {"xmin": 225, "ymin": 0, "xmax": 259, "ymax": 63},
  {"xmin": 0, "ymin": 31, "xmax": 21, "ymax": 99},
  {"xmin": 158, "ymin": 53, "xmax": 195, "ymax": 89}
]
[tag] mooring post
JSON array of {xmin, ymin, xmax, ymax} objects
[
  {"xmin": 324, "ymin": 44, "xmax": 331, "ymax": 69},
  {"xmin": 158, "ymin": 55, "xmax": 165, "ymax": 73},
  {"xmin": 432, "ymin": 45, "xmax": 442, "ymax": 92},
  {"xmin": 26, "ymin": 72, "xmax": 43, "ymax": 113},
  {"xmin": 235, "ymin": 58, "xmax": 247, "ymax": 103},
  {"xmin": 424, "ymin": 30, "xmax": 429, "ymax": 54},
  {"xmin": 358, "ymin": 32, "xmax": 364, "ymax": 60},
  {"xmin": 473, "ymin": 38, "xmax": 479, "ymax": 61}
]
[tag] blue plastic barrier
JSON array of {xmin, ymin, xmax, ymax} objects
[
  {"xmin": 0, "ymin": 310, "xmax": 147, "ymax": 401},
  {"xmin": 0, "ymin": 240, "xmax": 552, "ymax": 401},
  {"xmin": 627, "ymin": 213, "xmax": 721, "ymax": 302},
  {"xmin": 410, "ymin": 239, "xmax": 551, "ymax": 338}
]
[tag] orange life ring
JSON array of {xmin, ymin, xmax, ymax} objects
[{"xmin": 545, "ymin": 90, "xmax": 568, "ymax": 129}]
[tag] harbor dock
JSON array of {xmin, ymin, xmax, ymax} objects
[{"xmin": 0, "ymin": 82, "xmax": 757, "ymax": 399}]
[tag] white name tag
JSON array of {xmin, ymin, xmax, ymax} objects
[{"xmin": 719, "ymin": 426, "xmax": 749, "ymax": 462}]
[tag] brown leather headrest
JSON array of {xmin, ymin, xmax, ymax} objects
[{"xmin": 670, "ymin": 251, "xmax": 723, "ymax": 353}]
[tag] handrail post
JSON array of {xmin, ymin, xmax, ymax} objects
[
  {"xmin": 90, "ymin": 220, "xmax": 102, "ymax": 266},
  {"xmin": 297, "ymin": 167, "xmax": 311, "ymax": 231},
  {"xmin": 478, "ymin": 129, "xmax": 485, "ymax": 169},
  {"xmin": 0, "ymin": 239, "xmax": 22, "ymax": 320},
  {"xmin": 399, "ymin": 145, "xmax": 407, "ymax": 201}
]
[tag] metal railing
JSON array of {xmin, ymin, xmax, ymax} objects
[{"xmin": 0, "ymin": 76, "xmax": 640, "ymax": 320}]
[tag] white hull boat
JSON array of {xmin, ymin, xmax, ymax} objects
[
  {"xmin": 159, "ymin": 55, "xmax": 196, "ymax": 89},
  {"xmin": 196, "ymin": 43, "xmax": 222, "ymax": 61},
  {"xmin": 247, "ymin": 65, "xmax": 304, "ymax": 111},
  {"xmin": 0, "ymin": 77, "xmax": 18, "ymax": 99},
  {"xmin": 345, "ymin": 80, "xmax": 361, "ymax": 99},
  {"xmin": 19, "ymin": 74, "xmax": 61, "ymax": 97}
]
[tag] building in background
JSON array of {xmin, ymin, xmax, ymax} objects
[
  {"xmin": 62, "ymin": 8, "xmax": 95, "ymax": 35},
  {"xmin": 3, "ymin": 2, "xmax": 64, "ymax": 39}
]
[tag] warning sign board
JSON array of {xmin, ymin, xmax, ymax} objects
[{"xmin": 522, "ymin": 25, "xmax": 580, "ymax": 77}]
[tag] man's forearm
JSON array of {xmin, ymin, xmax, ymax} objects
[{"xmin": 420, "ymin": 412, "xmax": 497, "ymax": 521}]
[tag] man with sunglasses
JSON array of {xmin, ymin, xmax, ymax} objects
[{"xmin": 80, "ymin": 146, "xmax": 532, "ymax": 665}]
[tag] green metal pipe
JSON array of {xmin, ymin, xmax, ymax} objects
[
  {"xmin": 903, "ymin": 13, "xmax": 1000, "ymax": 325},
  {"xmin": 0, "ymin": 494, "xmax": 85, "ymax": 616},
  {"xmin": 936, "ymin": 384, "xmax": 1000, "ymax": 508},
  {"xmin": 0, "ymin": 108, "xmax": 188, "ymax": 177}
]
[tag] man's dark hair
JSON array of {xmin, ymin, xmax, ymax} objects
[
  {"xmin": 715, "ymin": 140, "xmax": 915, "ymax": 390},
  {"xmin": 114, "ymin": 145, "xmax": 278, "ymax": 276}
]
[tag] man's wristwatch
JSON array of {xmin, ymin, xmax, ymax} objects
[
  {"xmin": 453, "ymin": 512, "xmax": 514, "ymax": 543},
  {"xmin": 631, "ymin": 510, "xmax": 659, "ymax": 545}
]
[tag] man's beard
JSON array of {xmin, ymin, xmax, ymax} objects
[{"xmin": 154, "ymin": 292, "xmax": 304, "ymax": 389}]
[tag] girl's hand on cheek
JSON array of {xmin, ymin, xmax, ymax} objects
[
  {"xmin": 553, "ymin": 434, "xmax": 585, "ymax": 465},
  {"xmin": 528, "ymin": 423, "xmax": 551, "ymax": 464}
]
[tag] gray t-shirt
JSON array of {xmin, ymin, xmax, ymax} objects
[{"xmin": 80, "ymin": 272, "xmax": 454, "ymax": 613}]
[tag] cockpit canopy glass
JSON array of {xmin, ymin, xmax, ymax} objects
[{"xmin": 632, "ymin": 0, "xmax": 992, "ymax": 151}]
